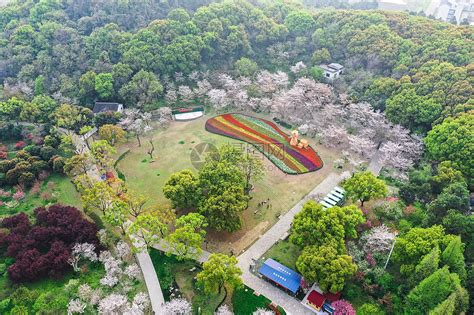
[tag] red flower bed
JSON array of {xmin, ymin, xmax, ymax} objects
[{"xmin": 205, "ymin": 113, "xmax": 323, "ymax": 174}]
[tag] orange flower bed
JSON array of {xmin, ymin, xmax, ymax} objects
[{"xmin": 205, "ymin": 113, "xmax": 323, "ymax": 174}]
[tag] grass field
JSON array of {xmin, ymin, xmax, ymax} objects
[
  {"xmin": 232, "ymin": 286, "xmax": 286, "ymax": 315},
  {"xmin": 149, "ymin": 249, "xmax": 224, "ymax": 314},
  {"xmin": 0, "ymin": 174, "xmax": 81, "ymax": 218},
  {"xmin": 116, "ymin": 113, "xmax": 345, "ymax": 253},
  {"xmin": 263, "ymin": 239, "xmax": 301, "ymax": 270}
]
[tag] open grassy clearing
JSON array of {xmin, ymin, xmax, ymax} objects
[
  {"xmin": 117, "ymin": 113, "xmax": 345, "ymax": 253},
  {"xmin": 263, "ymin": 239, "xmax": 301, "ymax": 271},
  {"xmin": 0, "ymin": 174, "xmax": 81, "ymax": 218}
]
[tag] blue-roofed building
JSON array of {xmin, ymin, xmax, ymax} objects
[{"xmin": 258, "ymin": 258, "xmax": 302, "ymax": 294}]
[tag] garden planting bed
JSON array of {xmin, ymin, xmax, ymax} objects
[{"xmin": 205, "ymin": 113, "xmax": 323, "ymax": 174}]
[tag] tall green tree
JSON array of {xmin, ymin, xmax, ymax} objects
[
  {"xmin": 165, "ymin": 213, "xmax": 207, "ymax": 261},
  {"xmin": 0, "ymin": 97, "xmax": 26, "ymax": 121},
  {"xmin": 163, "ymin": 169, "xmax": 200, "ymax": 209},
  {"xmin": 342, "ymin": 171, "xmax": 388, "ymax": 207},
  {"xmin": 234, "ymin": 57, "xmax": 258, "ymax": 77},
  {"xmin": 95, "ymin": 73, "xmax": 114, "ymax": 100},
  {"xmin": 386, "ymin": 88, "xmax": 442, "ymax": 132},
  {"xmin": 90, "ymin": 140, "xmax": 116, "ymax": 172},
  {"xmin": 394, "ymin": 225, "xmax": 453, "ymax": 271},
  {"xmin": 290, "ymin": 201, "xmax": 364, "ymax": 252},
  {"xmin": 197, "ymin": 253, "xmax": 242, "ymax": 295},
  {"xmin": 406, "ymin": 267, "xmax": 461, "ymax": 314},
  {"xmin": 428, "ymin": 182, "xmax": 470, "ymax": 218},
  {"xmin": 19, "ymin": 95, "xmax": 57, "ymax": 123},
  {"xmin": 79, "ymin": 71, "xmax": 97, "ymax": 106},
  {"xmin": 104, "ymin": 200, "xmax": 129, "ymax": 234},
  {"xmin": 442, "ymin": 236, "xmax": 467, "ymax": 283},
  {"xmin": 296, "ymin": 243, "xmax": 357, "ymax": 293},
  {"xmin": 199, "ymin": 185, "xmax": 247, "ymax": 232},
  {"xmin": 127, "ymin": 214, "xmax": 168, "ymax": 252},
  {"xmin": 284, "ymin": 11, "xmax": 316, "ymax": 35},
  {"xmin": 119, "ymin": 70, "xmax": 163, "ymax": 108},
  {"xmin": 412, "ymin": 246, "xmax": 440, "ymax": 285},
  {"xmin": 425, "ymin": 113, "xmax": 473, "ymax": 186}
]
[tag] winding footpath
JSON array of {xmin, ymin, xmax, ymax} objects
[
  {"xmin": 65, "ymin": 130, "xmax": 165, "ymax": 314},
  {"xmin": 66, "ymin": 125, "xmax": 382, "ymax": 314}
]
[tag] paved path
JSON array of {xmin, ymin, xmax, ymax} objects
[
  {"xmin": 65, "ymin": 129, "xmax": 165, "ymax": 314},
  {"xmin": 237, "ymin": 171, "xmax": 350, "ymax": 315},
  {"xmin": 367, "ymin": 149, "xmax": 383, "ymax": 176},
  {"xmin": 135, "ymin": 249, "xmax": 166, "ymax": 312}
]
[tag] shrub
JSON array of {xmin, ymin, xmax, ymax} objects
[
  {"xmin": 0, "ymin": 152, "xmax": 7, "ymax": 159},
  {"xmin": 39, "ymin": 145, "xmax": 57, "ymax": 161},
  {"xmin": 12, "ymin": 190, "xmax": 25, "ymax": 201},
  {"xmin": 373, "ymin": 201, "xmax": 403, "ymax": 222},
  {"xmin": 14, "ymin": 141, "xmax": 26, "ymax": 150},
  {"xmin": 357, "ymin": 303, "xmax": 384, "ymax": 315},
  {"xmin": 1, "ymin": 205, "xmax": 101, "ymax": 283},
  {"xmin": 333, "ymin": 300, "xmax": 355, "ymax": 315}
]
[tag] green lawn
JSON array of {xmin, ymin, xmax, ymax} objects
[
  {"xmin": 232, "ymin": 286, "xmax": 286, "ymax": 315},
  {"xmin": 117, "ymin": 114, "xmax": 343, "ymax": 253},
  {"xmin": 263, "ymin": 239, "xmax": 301, "ymax": 270},
  {"xmin": 149, "ymin": 249, "xmax": 224, "ymax": 314},
  {"xmin": 0, "ymin": 174, "xmax": 81, "ymax": 218}
]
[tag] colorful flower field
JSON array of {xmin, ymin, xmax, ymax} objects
[{"xmin": 205, "ymin": 113, "xmax": 323, "ymax": 174}]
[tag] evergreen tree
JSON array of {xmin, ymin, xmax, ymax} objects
[
  {"xmin": 406, "ymin": 267, "xmax": 460, "ymax": 314},
  {"xmin": 442, "ymin": 236, "xmax": 467, "ymax": 283},
  {"xmin": 413, "ymin": 246, "xmax": 440, "ymax": 285}
]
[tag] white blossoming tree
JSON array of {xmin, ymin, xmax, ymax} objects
[
  {"xmin": 360, "ymin": 225, "xmax": 396, "ymax": 254},
  {"xmin": 162, "ymin": 298, "xmax": 193, "ymax": 315},
  {"xmin": 215, "ymin": 304, "xmax": 234, "ymax": 315},
  {"xmin": 68, "ymin": 243, "xmax": 98, "ymax": 272},
  {"xmin": 253, "ymin": 308, "xmax": 274, "ymax": 315}
]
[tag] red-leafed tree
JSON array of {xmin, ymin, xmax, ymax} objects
[{"xmin": 0, "ymin": 204, "xmax": 100, "ymax": 283}]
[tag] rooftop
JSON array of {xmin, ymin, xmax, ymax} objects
[
  {"xmin": 258, "ymin": 258, "xmax": 302, "ymax": 294},
  {"xmin": 93, "ymin": 102, "xmax": 123, "ymax": 114},
  {"xmin": 307, "ymin": 290, "xmax": 326, "ymax": 309}
]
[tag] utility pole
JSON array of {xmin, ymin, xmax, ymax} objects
[{"xmin": 384, "ymin": 237, "xmax": 397, "ymax": 270}]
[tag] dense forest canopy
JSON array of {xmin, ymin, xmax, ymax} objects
[
  {"xmin": 0, "ymin": 0, "xmax": 473, "ymax": 314},
  {"xmin": 1, "ymin": 0, "xmax": 472, "ymax": 115}
]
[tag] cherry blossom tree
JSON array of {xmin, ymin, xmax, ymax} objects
[
  {"xmin": 320, "ymin": 126, "xmax": 349, "ymax": 149},
  {"xmin": 116, "ymin": 241, "xmax": 132, "ymax": 259},
  {"xmin": 380, "ymin": 125, "xmax": 423, "ymax": 172},
  {"xmin": 347, "ymin": 135, "xmax": 376, "ymax": 160},
  {"xmin": 360, "ymin": 225, "xmax": 396, "ymax": 254},
  {"xmin": 271, "ymin": 71, "xmax": 289, "ymax": 89},
  {"xmin": 256, "ymin": 71, "xmax": 277, "ymax": 94},
  {"xmin": 125, "ymin": 292, "xmax": 150, "ymax": 314},
  {"xmin": 195, "ymin": 79, "xmax": 212, "ymax": 97},
  {"xmin": 98, "ymin": 293, "xmax": 129, "ymax": 314},
  {"xmin": 124, "ymin": 263, "xmax": 141, "ymax": 280},
  {"xmin": 290, "ymin": 61, "xmax": 307, "ymax": 74},
  {"xmin": 162, "ymin": 298, "xmax": 192, "ymax": 315},
  {"xmin": 207, "ymin": 89, "xmax": 229, "ymax": 110},
  {"xmin": 178, "ymin": 85, "xmax": 194, "ymax": 103},
  {"xmin": 120, "ymin": 109, "xmax": 152, "ymax": 147},
  {"xmin": 165, "ymin": 88, "xmax": 178, "ymax": 104},
  {"xmin": 215, "ymin": 304, "xmax": 233, "ymax": 315},
  {"xmin": 67, "ymin": 299, "xmax": 87, "ymax": 314},
  {"xmin": 68, "ymin": 243, "xmax": 98, "ymax": 272},
  {"xmin": 332, "ymin": 300, "xmax": 356, "ymax": 315}
]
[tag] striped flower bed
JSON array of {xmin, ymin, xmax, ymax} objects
[{"xmin": 205, "ymin": 113, "xmax": 323, "ymax": 174}]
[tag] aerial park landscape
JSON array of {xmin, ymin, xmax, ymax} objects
[{"xmin": 0, "ymin": 0, "xmax": 472, "ymax": 314}]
